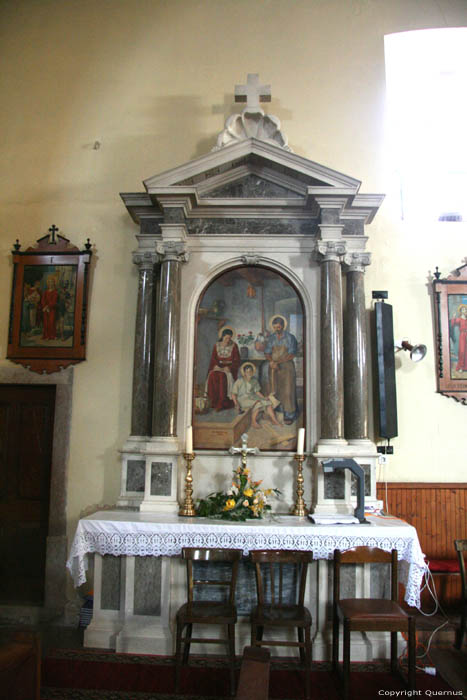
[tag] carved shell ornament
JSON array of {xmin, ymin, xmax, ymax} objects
[{"xmin": 213, "ymin": 73, "xmax": 292, "ymax": 152}]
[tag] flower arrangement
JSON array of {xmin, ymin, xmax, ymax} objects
[{"xmin": 195, "ymin": 464, "xmax": 280, "ymax": 521}]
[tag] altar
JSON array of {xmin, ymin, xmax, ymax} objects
[
  {"xmin": 67, "ymin": 511, "xmax": 427, "ymax": 660},
  {"xmin": 77, "ymin": 74, "xmax": 406, "ymax": 660}
]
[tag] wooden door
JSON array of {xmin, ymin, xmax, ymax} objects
[{"xmin": 0, "ymin": 384, "xmax": 55, "ymax": 604}]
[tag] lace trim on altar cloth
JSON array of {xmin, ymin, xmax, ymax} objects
[{"xmin": 66, "ymin": 516, "xmax": 427, "ymax": 607}]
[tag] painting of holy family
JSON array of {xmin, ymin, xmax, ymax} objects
[{"xmin": 193, "ymin": 265, "xmax": 305, "ymax": 451}]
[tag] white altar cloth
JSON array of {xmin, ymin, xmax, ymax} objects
[{"xmin": 66, "ymin": 511, "xmax": 427, "ymax": 607}]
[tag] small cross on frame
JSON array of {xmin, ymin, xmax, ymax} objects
[
  {"xmin": 48, "ymin": 224, "xmax": 59, "ymax": 244},
  {"xmin": 229, "ymin": 432, "xmax": 259, "ymax": 470},
  {"xmin": 235, "ymin": 74, "xmax": 271, "ymax": 110}
]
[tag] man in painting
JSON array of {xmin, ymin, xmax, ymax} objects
[
  {"xmin": 205, "ymin": 327, "xmax": 241, "ymax": 411},
  {"xmin": 41, "ymin": 275, "xmax": 58, "ymax": 340},
  {"xmin": 264, "ymin": 315, "xmax": 298, "ymax": 425},
  {"xmin": 451, "ymin": 303, "xmax": 467, "ymax": 372},
  {"xmin": 232, "ymin": 363, "xmax": 280, "ymax": 428},
  {"xmin": 25, "ymin": 280, "xmax": 41, "ymax": 334},
  {"xmin": 56, "ymin": 278, "xmax": 72, "ymax": 341}
]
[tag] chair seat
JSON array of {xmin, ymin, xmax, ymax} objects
[
  {"xmin": 338, "ymin": 598, "xmax": 409, "ymax": 622},
  {"xmin": 251, "ymin": 604, "xmax": 311, "ymax": 627},
  {"xmin": 428, "ymin": 558, "xmax": 460, "ymax": 573},
  {"xmin": 177, "ymin": 601, "xmax": 237, "ymax": 624}
]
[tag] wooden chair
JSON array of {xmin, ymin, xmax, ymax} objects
[
  {"xmin": 175, "ymin": 547, "xmax": 242, "ymax": 696},
  {"xmin": 249, "ymin": 550, "xmax": 313, "ymax": 700},
  {"xmin": 332, "ymin": 547, "xmax": 415, "ymax": 700},
  {"xmin": 454, "ymin": 539, "xmax": 467, "ymax": 649},
  {"xmin": 235, "ymin": 645, "xmax": 270, "ymax": 700}
]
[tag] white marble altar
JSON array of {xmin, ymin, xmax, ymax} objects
[{"xmin": 67, "ymin": 511, "xmax": 427, "ymax": 660}]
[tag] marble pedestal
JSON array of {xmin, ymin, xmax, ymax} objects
[
  {"xmin": 118, "ymin": 437, "xmax": 180, "ymax": 513},
  {"xmin": 311, "ymin": 439, "xmax": 382, "ymax": 515}
]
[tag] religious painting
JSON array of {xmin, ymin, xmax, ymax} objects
[
  {"xmin": 19, "ymin": 264, "xmax": 77, "ymax": 348},
  {"xmin": 193, "ymin": 265, "xmax": 305, "ymax": 450},
  {"xmin": 433, "ymin": 262, "xmax": 467, "ymax": 405},
  {"xmin": 7, "ymin": 227, "xmax": 93, "ymax": 374}
]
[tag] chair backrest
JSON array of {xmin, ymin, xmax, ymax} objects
[
  {"xmin": 333, "ymin": 547, "xmax": 398, "ymax": 603},
  {"xmin": 182, "ymin": 547, "xmax": 242, "ymax": 605},
  {"xmin": 454, "ymin": 539, "xmax": 467, "ymax": 595},
  {"xmin": 250, "ymin": 550, "xmax": 313, "ymax": 607}
]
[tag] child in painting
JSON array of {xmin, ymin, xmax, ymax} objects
[{"xmin": 232, "ymin": 363, "xmax": 281, "ymax": 429}]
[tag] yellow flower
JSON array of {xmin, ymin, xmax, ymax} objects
[
  {"xmin": 243, "ymin": 488, "xmax": 253, "ymax": 497},
  {"xmin": 224, "ymin": 499, "xmax": 236, "ymax": 510}
]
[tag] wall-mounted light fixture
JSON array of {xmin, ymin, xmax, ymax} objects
[{"xmin": 395, "ymin": 339, "xmax": 427, "ymax": 362}]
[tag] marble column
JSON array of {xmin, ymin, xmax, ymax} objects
[
  {"xmin": 131, "ymin": 251, "xmax": 159, "ymax": 436},
  {"xmin": 317, "ymin": 241, "xmax": 346, "ymax": 440},
  {"xmin": 344, "ymin": 253, "xmax": 371, "ymax": 442},
  {"xmin": 152, "ymin": 241, "xmax": 188, "ymax": 437}
]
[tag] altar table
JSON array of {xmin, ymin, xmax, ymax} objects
[{"xmin": 67, "ymin": 511, "xmax": 427, "ymax": 608}]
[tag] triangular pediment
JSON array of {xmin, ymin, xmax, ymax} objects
[
  {"xmin": 122, "ymin": 138, "xmax": 384, "ymax": 226},
  {"xmin": 143, "ymin": 138, "xmax": 361, "ymax": 194}
]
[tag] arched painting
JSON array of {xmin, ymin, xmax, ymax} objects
[{"xmin": 193, "ymin": 265, "xmax": 305, "ymax": 451}]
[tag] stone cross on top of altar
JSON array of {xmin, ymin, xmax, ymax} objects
[
  {"xmin": 234, "ymin": 73, "xmax": 271, "ymax": 111},
  {"xmin": 214, "ymin": 73, "xmax": 291, "ymax": 151}
]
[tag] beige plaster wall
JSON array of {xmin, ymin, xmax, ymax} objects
[{"xmin": 1, "ymin": 0, "xmax": 466, "ymax": 536}]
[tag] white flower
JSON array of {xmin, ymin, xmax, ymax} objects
[{"xmin": 243, "ymin": 499, "xmax": 249, "ymax": 507}]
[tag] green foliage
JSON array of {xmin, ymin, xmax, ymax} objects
[{"xmin": 195, "ymin": 464, "xmax": 280, "ymax": 521}]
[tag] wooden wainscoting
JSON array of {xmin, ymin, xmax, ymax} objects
[{"xmin": 376, "ymin": 482, "xmax": 467, "ymax": 609}]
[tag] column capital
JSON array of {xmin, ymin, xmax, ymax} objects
[
  {"xmin": 156, "ymin": 240, "xmax": 189, "ymax": 263},
  {"xmin": 343, "ymin": 252, "xmax": 371, "ymax": 272},
  {"xmin": 315, "ymin": 240, "xmax": 347, "ymax": 263},
  {"xmin": 132, "ymin": 250, "xmax": 159, "ymax": 270}
]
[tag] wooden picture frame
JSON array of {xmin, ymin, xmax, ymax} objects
[
  {"xmin": 433, "ymin": 261, "xmax": 467, "ymax": 405},
  {"xmin": 192, "ymin": 264, "xmax": 306, "ymax": 451},
  {"xmin": 7, "ymin": 227, "xmax": 93, "ymax": 374}
]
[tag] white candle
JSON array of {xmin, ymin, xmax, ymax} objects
[
  {"xmin": 297, "ymin": 428, "xmax": 305, "ymax": 455},
  {"xmin": 186, "ymin": 426, "xmax": 193, "ymax": 454}
]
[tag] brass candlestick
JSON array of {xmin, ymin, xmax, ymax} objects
[
  {"xmin": 179, "ymin": 452, "xmax": 196, "ymax": 517},
  {"xmin": 291, "ymin": 454, "xmax": 309, "ymax": 517}
]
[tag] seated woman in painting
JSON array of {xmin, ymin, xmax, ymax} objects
[
  {"xmin": 232, "ymin": 363, "xmax": 280, "ymax": 429},
  {"xmin": 205, "ymin": 327, "xmax": 241, "ymax": 411}
]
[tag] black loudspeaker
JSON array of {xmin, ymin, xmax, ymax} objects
[{"xmin": 374, "ymin": 300, "xmax": 398, "ymax": 439}]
